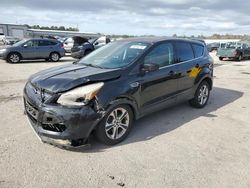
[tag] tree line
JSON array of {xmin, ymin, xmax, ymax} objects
[{"xmin": 24, "ymin": 24, "xmax": 79, "ymax": 32}]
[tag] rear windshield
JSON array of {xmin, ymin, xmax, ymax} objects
[{"xmin": 225, "ymin": 42, "xmax": 241, "ymax": 49}]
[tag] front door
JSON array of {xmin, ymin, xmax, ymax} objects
[
  {"xmin": 20, "ymin": 40, "xmax": 39, "ymax": 59},
  {"xmin": 139, "ymin": 42, "xmax": 180, "ymax": 114}
]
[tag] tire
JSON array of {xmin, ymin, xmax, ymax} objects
[
  {"xmin": 7, "ymin": 53, "xmax": 21, "ymax": 63},
  {"xmin": 219, "ymin": 57, "xmax": 224, "ymax": 61},
  {"xmin": 237, "ymin": 54, "xmax": 243, "ymax": 61},
  {"xmin": 49, "ymin": 52, "xmax": 60, "ymax": 62},
  {"xmin": 189, "ymin": 81, "xmax": 210, "ymax": 108},
  {"xmin": 95, "ymin": 104, "xmax": 134, "ymax": 145}
]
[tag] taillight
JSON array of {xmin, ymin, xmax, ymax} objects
[
  {"xmin": 61, "ymin": 43, "xmax": 64, "ymax": 48},
  {"xmin": 233, "ymin": 50, "xmax": 238, "ymax": 55}
]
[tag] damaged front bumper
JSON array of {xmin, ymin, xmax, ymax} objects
[{"xmin": 23, "ymin": 85, "xmax": 103, "ymax": 149}]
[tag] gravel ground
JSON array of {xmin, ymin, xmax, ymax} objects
[{"xmin": 0, "ymin": 53, "xmax": 250, "ymax": 188}]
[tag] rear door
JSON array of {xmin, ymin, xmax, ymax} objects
[
  {"xmin": 38, "ymin": 40, "xmax": 57, "ymax": 58},
  {"xmin": 174, "ymin": 42, "xmax": 204, "ymax": 100}
]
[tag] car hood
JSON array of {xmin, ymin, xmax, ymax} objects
[{"xmin": 29, "ymin": 63, "xmax": 121, "ymax": 93}]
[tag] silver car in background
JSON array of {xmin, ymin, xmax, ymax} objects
[{"xmin": 0, "ymin": 38, "xmax": 65, "ymax": 63}]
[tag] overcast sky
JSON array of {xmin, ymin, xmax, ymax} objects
[{"xmin": 0, "ymin": 0, "xmax": 249, "ymax": 36}]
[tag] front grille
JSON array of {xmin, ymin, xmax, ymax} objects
[
  {"xmin": 25, "ymin": 100, "xmax": 39, "ymax": 122},
  {"xmin": 42, "ymin": 123, "xmax": 66, "ymax": 132}
]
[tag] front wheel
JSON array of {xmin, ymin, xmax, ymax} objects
[
  {"xmin": 7, "ymin": 53, "xmax": 21, "ymax": 63},
  {"xmin": 189, "ymin": 81, "xmax": 210, "ymax": 108},
  {"xmin": 95, "ymin": 104, "xmax": 134, "ymax": 145}
]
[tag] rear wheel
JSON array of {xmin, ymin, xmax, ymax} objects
[
  {"xmin": 50, "ymin": 52, "xmax": 60, "ymax": 62},
  {"xmin": 7, "ymin": 53, "xmax": 21, "ymax": 63},
  {"xmin": 95, "ymin": 104, "xmax": 134, "ymax": 145},
  {"xmin": 189, "ymin": 81, "xmax": 210, "ymax": 108},
  {"xmin": 237, "ymin": 54, "xmax": 243, "ymax": 61},
  {"xmin": 219, "ymin": 57, "xmax": 224, "ymax": 61}
]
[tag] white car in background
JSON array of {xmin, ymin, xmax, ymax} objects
[
  {"xmin": 63, "ymin": 37, "xmax": 74, "ymax": 53},
  {"xmin": 3, "ymin": 36, "xmax": 21, "ymax": 45},
  {"xmin": 0, "ymin": 33, "xmax": 5, "ymax": 42},
  {"xmin": 93, "ymin": 36, "xmax": 111, "ymax": 49}
]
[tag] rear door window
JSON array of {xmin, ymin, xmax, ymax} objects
[
  {"xmin": 175, "ymin": 42, "xmax": 194, "ymax": 63},
  {"xmin": 192, "ymin": 44, "xmax": 204, "ymax": 58},
  {"xmin": 38, "ymin": 40, "xmax": 56, "ymax": 46}
]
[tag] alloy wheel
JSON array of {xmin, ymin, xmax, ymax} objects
[
  {"xmin": 198, "ymin": 85, "xmax": 209, "ymax": 105},
  {"xmin": 105, "ymin": 107, "xmax": 130, "ymax": 140},
  {"xmin": 51, "ymin": 53, "xmax": 59, "ymax": 62},
  {"xmin": 10, "ymin": 54, "xmax": 20, "ymax": 63}
]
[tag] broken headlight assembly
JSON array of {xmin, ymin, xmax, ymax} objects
[{"xmin": 57, "ymin": 82, "xmax": 104, "ymax": 106}]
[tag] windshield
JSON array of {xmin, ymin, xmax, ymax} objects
[
  {"xmin": 12, "ymin": 39, "xmax": 27, "ymax": 47},
  {"xmin": 78, "ymin": 41, "xmax": 150, "ymax": 69},
  {"xmin": 88, "ymin": 38, "xmax": 98, "ymax": 44}
]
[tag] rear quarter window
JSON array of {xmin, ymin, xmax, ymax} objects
[
  {"xmin": 192, "ymin": 44, "xmax": 204, "ymax": 58},
  {"xmin": 39, "ymin": 40, "xmax": 57, "ymax": 46},
  {"xmin": 175, "ymin": 42, "xmax": 194, "ymax": 62}
]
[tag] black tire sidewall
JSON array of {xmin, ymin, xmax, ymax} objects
[{"xmin": 96, "ymin": 104, "xmax": 134, "ymax": 145}]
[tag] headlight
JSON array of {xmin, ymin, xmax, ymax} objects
[
  {"xmin": 0, "ymin": 49, "xmax": 6, "ymax": 53},
  {"xmin": 57, "ymin": 82, "xmax": 104, "ymax": 106}
]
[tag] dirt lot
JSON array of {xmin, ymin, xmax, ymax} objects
[{"xmin": 0, "ymin": 53, "xmax": 250, "ymax": 188}]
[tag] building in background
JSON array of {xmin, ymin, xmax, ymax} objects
[
  {"xmin": 0, "ymin": 24, "xmax": 29, "ymax": 38},
  {"xmin": 0, "ymin": 23, "xmax": 100, "ymax": 39}
]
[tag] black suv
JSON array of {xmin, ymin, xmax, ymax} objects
[{"xmin": 23, "ymin": 37, "xmax": 213, "ymax": 148}]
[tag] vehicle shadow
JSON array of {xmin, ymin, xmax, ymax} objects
[{"xmin": 74, "ymin": 87, "xmax": 243, "ymax": 153}]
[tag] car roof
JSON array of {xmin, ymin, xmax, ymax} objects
[{"xmin": 117, "ymin": 37, "xmax": 205, "ymax": 46}]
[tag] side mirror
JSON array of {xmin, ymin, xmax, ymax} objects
[
  {"xmin": 94, "ymin": 42, "xmax": 99, "ymax": 45},
  {"xmin": 64, "ymin": 42, "xmax": 68, "ymax": 45},
  {"xmin": 141, "ymin": 63, "xmax": 159, "ymax": 74},
  {"xmin": 23, "ymin": 44, "xmax": 28, "ymax": 48}
]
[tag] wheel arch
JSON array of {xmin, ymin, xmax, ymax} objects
[
  {"xmin": 88, "ymin": 96, "xmax": 139, "ymax": 138},
  {"xmin": 107, "ymin": 96, "xmax": 140, "ymax": 120}
]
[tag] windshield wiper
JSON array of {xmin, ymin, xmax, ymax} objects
[{"xmin": 82, "ymin": 63, "xmax": 104, "ymax": 69}]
